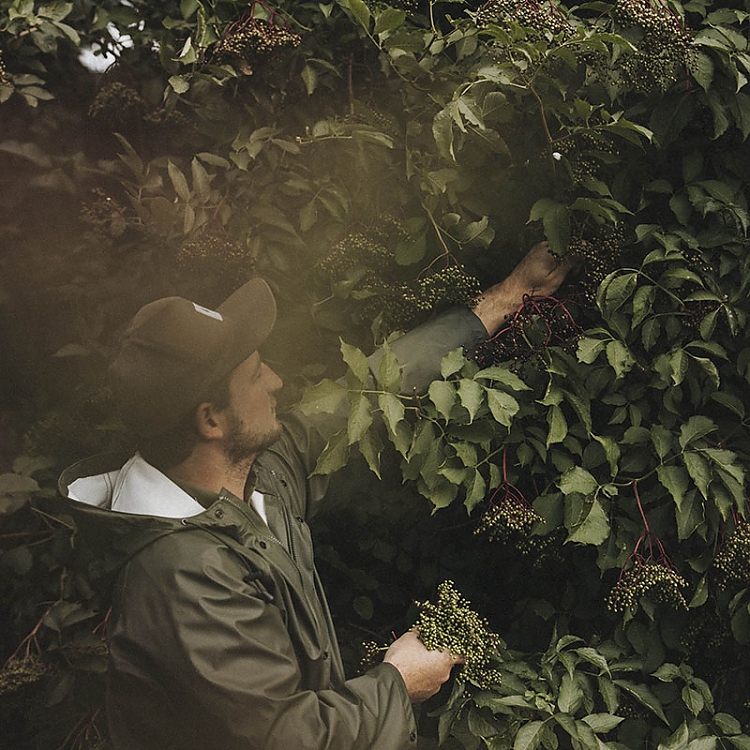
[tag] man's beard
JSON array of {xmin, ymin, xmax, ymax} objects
[{"xmin": 224, "ymin": 409, "xmax": 283, "ymax": 466}]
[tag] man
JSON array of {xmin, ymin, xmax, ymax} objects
[{"xmin": 59, "ymin": 242, "xmax": 571, "ymax": 750}]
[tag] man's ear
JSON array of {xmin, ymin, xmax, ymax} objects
[{"xmin": 194, "ymin": 402, "xmax": 225, "ymax": 440}]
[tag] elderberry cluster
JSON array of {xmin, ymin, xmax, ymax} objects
[
  {"xmin": 175, "ymin": 234, "xmax": 256, "ymax": 285},
  {"xmin": 474, "ymin": 0, "xmax": 572, "ymax": 39},
  {"xmin": 567, "ymin": 226, "xmax": 625, "ymax": 306},
  {"xmin": 0, "ymin": 49, "xmax": 9, "ymax": 86},
  {"xmin": 88, "ymin": 82, "xmax": 147, "ymax": 127},
  {"xmin": 475, "ymin": 492, "xmax": 544, "ymax": 544},
  {"xmin": 682, "ymin": 299, "xmax": 721, "ymax": 335},
  {"xmin": 607, "ymin": 561, "xmax": 688, "ymax": 615},
  {"xmin": 471, "ymin": 295, "xmax": 583, "ymax": 370},
  {"xmin": 0, "ymin": 656, "xmax": 51, "ymax": 700},
  {"xmin": 712, "ymin": 520, "xmax": 750, "ymax": 592},
  {"xmin": 611, "ymin": 0, "xmax": 693, "ymax": 93},
  {"xmin": 515, "ymin": 528, "xmax": 566, "ymax": 570},
  {"xmin": 213, "ymin": 18, "xmax": 301, "ymax": 75},
  {"xmin": 414, "ymin": 580, "xmax": 504, "ymax": 689},
  {"xmin": 318, "ymin": 219, "xmax": 481, "ymax": 331}
]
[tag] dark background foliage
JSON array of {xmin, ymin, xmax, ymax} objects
[{"xmin": 2, "ymin": 0, "xmax": 750, "ymax": 747}]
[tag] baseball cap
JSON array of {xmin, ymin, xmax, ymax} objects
[{"xmin": 110, "ymin": 277, "xmax": 276, "ymax": 438}]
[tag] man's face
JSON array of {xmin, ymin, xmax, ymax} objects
[{"xmin": 221, "ymin": 351, "xmax": 284, "ymax": 465}]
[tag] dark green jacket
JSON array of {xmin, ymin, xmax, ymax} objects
[{"xmin": 58, "ymin": 307, "xmax": 488, "ymax": 750}]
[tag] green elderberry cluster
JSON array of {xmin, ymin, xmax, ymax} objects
[
  {"xmin": 607, "ymin": 560, "xmax": 688, "ymax": 615},
  {"xmin": 317, "ymin": 231, "xmax": 397, "ymax": 281},
  {"xmin": 0, "ymin": 656, "xmax": 51, "ymax": 701},
  {"xmin": 475, "ymin": 493, "xmax": 544, "ymax": 544},
  {"xmin": 612, "ymin": 0, "xmax": 693, "ymax": 93},
  {"xmin": 213, "ymin": 18, "xmax": 301, "ymax": 75},
  {"xmin": 515, "ymin": 528, "xmax": 566, "ymax": 571},
  {"xmin": 88, "ymin": 82, "xmax": 147, "ymax": 127},
  {"xmin": 474, "ymin": 0, "xmax": 572, "ymax": 39},
  {"xmin": 414, "ymin": 580, "xmax": 504, "ymax": 689},
  {"xmin": 712, "ymin": 520, "xmax": 750, "ymax": 592},
  {"xmin": 175, "ymin": 233, "xmax": 257, "ymax": 286}
]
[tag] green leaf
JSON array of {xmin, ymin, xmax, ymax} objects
[
  {"xmin": 379, "ymin": 392, "xmax": 405, "ymax": 436},
  {"xmin": 582, "ymin": 713, "xmax": 624, "ymax": 733},
  {"xmin": 557, "ymin": 672, "xmax": 583, "ymax": 714},
  {"xmin": 377, "ymin": 342, "xmax": 402, "ymax": 392},
  {"xmin": 487, "ymin": 389, "xmax": 519, "ymax": 428},
  {"xmin": 559, "ymin": 466, "xmax": 598, "ymax": 496},
  {"xmin": 614, "ymin": 680, "xmax": 669, "ymax": 724},
  {"xmin": 312, "ymin": 430, "xmax": 349, "ymax": 475},
  {"xmin": 298, "ymin": 379, "xmax": 347, "ymax": 415},
  {"xmin": 441, "ymin": 348, "xmax": 466, "ymax": 379},
  {"xmin": 577, "ymin": 337, "xmax": 606, "ymax": 364},
  {"xmin": 168, "ymin": 160, "xmax": 191, "ymax": 202},
  {"xmin": 341, "ymin": 340, "xmax": 371, "ymax": 386},
  {"xmin": 374, "ymin": 7, "xmax": 406, "ymax": 34},
  {"xmin": 529, "ymin": 198, "xmax": 570, "ymax": 256},
  {"xmin": 475, "ymin": 366, "xmax": 530, "ymax": 391},
  {"xmin": 566, "ymin": 497, "xmax": 610, "ymax": 546},
  {"xmin": 429, "ymin": 380, "xmax": 457, "ymax": 421},
  {"xmin": 464, "ymin": 469, "xmax": 487, "ymax": 512},
  {"xmin": 546, "ymin": 404, "xmax": 567, "ymax": 447},
  {"xmin": 458, "ymin": 379, "xmax": 484, "ymax": 422},
  {"xmin": 347, "ymin": 394, "xmax": 373, "ymax": 444},
  {"xmin": 513, "ymin": 720, "xmax": 546, "ymax": 750},
  {"xmin": 346, "ymin": 0, "xmax": 371, "ymax": 29},
  {"xmin": 678, "ymin": 415, "xmax": 717, "ymax": 449},
  {"xmin": 683, "ymin": 451, "xmax": 711, "ymax": 499},
  {"xmin": 606, "ymin": 340, "xmax": 635, "ymax": 378},
  {"xmin": 358, "ymin": 429, "xmax": 382, "ymax": 479},
  {"xmin": 168, "ymin": 74, "xmax": 190, "ymax": 94}
]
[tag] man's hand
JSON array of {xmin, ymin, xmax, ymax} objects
[
  {"xmin": 473, "ymin": 241, "xmax": 578, "ymax": 335},
  {"xmin": 383, "ymin": 630, "xmax": 463, "ymax": 703}
]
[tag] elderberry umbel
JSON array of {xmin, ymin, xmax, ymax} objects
[
  {"xmin": 607, "ymin": 484, "xmax": 688, "ymax": 615},
  {"xmin": 611, "ymin": 0, "xmax": 694, "ymax": 94},
  {"xmin": 474, "ymin": 0, "xmax": 572, "ymax": 39},
  {"xmin": 414, "ymin": 580, "xmax": 505, "ymax": 689},
  {"xmin": 566, "ymin": 225, "xmax": 625, "ymax": 307},
  {"xmin": 712, "ymin": 513, "xmax": 750, "ymax": 592},
  {"xmin": 212, "ymin": 2, "xmax": 301, "ymax": 75}
]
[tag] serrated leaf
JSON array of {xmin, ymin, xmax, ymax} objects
[
  {"xmin": 678, "ymin": 415, "xmax": 717, "ymax": 449},
  {"xmin": 168, "ymin": 160, "xmax": 191, "ymax": 202},
  {"xmin": 566, "ymin": 497, "xmax": 610, "ymax": 545},
  {"xmin": 379, "ymin": 392, "xmax": 405, "ymax": 436},
  {"xmin": 374, "ymin": 6, "xmax": 406, "ymax": 34},
  {"xmin": 683, "ymin": 451, "xmax": 711, "ymax": 498},
  {"xmin": 377, "ymin": 341, "xmax": 402, "ymax": 392},
  {"xmin": 358, "ymin": 429, "xmax": 382, "ymax": 479},
  {"xmin": 429, "ymin": 380, "xmax": 457, "ymax": 421},
  {"xmin": 614, "ymin": 680, "xmax": 669, "ymax": 724},
  {"xmin": 475, "ymin": 366, "xmax": 530, "ymax": 391},
  {"xmin": 547, "ymin": 404, "xmax": 567, "ymax": 447},
  {"xmin": 464, "ymin": 469, "xmax": 487, "ymax": 512},
  {"xmin": 441, "ymin": 347, "xmax": 466, "ymax": 379},
  {"xmin": 559, "ymin": 466, "xmax": 598, "ymax": 496},
  {"xmin": 458, "ymin": 379, "xmax": 484, "ymax": 422},
  {"xmin": 606, "ymin": 340, "xmax": 635, "ymax": 378},
  {"xmin": 341, "ymin": 340, "xmax": 371, "ymax": 385},
  {"xmin": 577, "ymin": 337, "xmax": 606, "ymax": 364},
  {"xmin": 299, "ymin": 379, "xmax": 347, "ymax": 415},
  {"xmin": 191, "ymin": 157, "xmax": 211, "ymax": 203},
  {"xmin": 346, "ymin": 0, "xmax": 371, "ymax": 29},
  {"xmin": 582, "ymin": 713, "xmax": 623, "ymax": 733},
  {"xmin": 513, "ymin": 720, "xmax": 546, "ymax": 750},
  {"xmin": 312, "ymin": 431, "xmax": 349, "ymax": 475},
  {"xmin": 487, "ymin": 389, "xmax": 519, "ymax": 428},
  {"xmin": 169, "ymin": 75, "xmax": 190, "ymax": 94},
  {"xmin": 347, "ymin": 394, "xmax": 373, "ymax": 444}
]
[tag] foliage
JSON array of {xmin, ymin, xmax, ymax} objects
[{"xmin": 2, "ymin": 0, "xmax": 750, "ymax": 746}]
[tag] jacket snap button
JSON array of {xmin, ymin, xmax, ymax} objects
[
  {"xmin": 259, "ymin": 541, "xmax": 267, "ymax": 549},
  {"xmin": 214, "ymin": 508, "xmax": 225, "ymax": 519},
  {"xmin": 409, "ymin": 731, "xmax": 417, "ymax": 742},
  {"xmin": 323, "ymin": 651, "xmax": 329, "ymax": 660},
  {"xmin": 295, "ymin": 516, "xmax": 304, "ymax": 523}
]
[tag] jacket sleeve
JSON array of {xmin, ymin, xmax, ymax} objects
[{"xmin": 107, "ymin": 533, "xmax": 417, "ymax": 750}]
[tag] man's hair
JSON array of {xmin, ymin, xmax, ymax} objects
[{"xmin": 138, "ymin": 375, "xmax": 232, "ymax": 473}]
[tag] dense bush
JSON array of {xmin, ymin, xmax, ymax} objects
[{"xmin": 2, "ymin": 0, "xmax": 750, "ymax": 747}]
